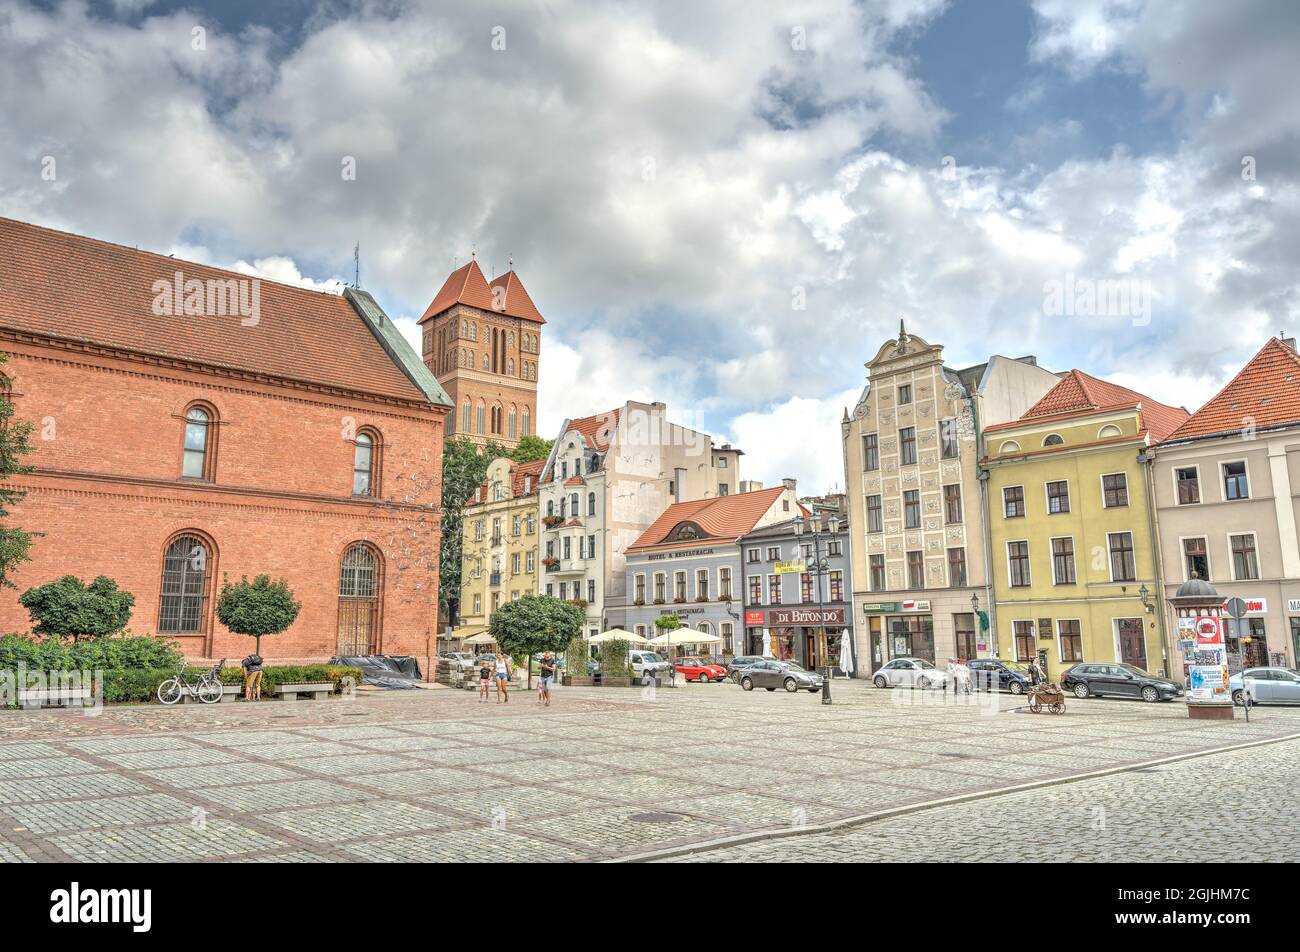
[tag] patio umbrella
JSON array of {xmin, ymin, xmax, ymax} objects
[
  {"xmin": 838, "ymin": 631, "xmax": 855, "ymax": 676},
  {"xmin": 460, "ymin": 631, "xmax": 496, "ymax": 646},
  {"xmin": 648, "ymin": 628, "xmax": 722, "ymax": 647},
  {"xmin": 588, "ymin": 628, "xmax": 652, "ymax": 644}
]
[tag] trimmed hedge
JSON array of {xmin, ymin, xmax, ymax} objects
[{"xmin": 0, "ymin": 631, "xmax": 183, "ymax": 671}]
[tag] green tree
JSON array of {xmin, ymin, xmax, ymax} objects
[
  {"xmin": 18, "ymin": 575, "xmax": 135, "ymax": 642},
  {"xmin": 653, "ymin": 612, "xmax": 681, "ymax": 633},
  {"xmin": 508, "ymin": 435, "xmax": 553, "ymax": 464},
  {"xmin": 439, "ymin": 436, "xmax": 506, "ymax": 620},
  {"xmin": 215, "ymin": 574, "xmax": 301, "ymax": 655},
  {"xmin": 0, "ymin": 353, "xmax": 37, "ymax": 589},
  {"xmin": 489, "ymin": 594, "xmax": 583, "ymax": 688}
]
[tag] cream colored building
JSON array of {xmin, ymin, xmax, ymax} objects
[
  {"xmin": 840, "ymin": 324, "xmax": 1058, "ymax": 673},
  {"xmin": 538, "ymin": 401, "xmax": 742, "ymax": 636},
  {"xmin": 1151, "ymin": 337, "xmax": 1300, "ymax": 673}
]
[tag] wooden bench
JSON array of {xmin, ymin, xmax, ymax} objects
[
  {"xmin": 179, "ymin": 683, "xmax": 243, "ymax": 704},
  {"xmin": 274, "ymin": 682, "xmax": 334, "ymax": 702}
]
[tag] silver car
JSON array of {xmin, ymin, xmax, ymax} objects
[
  {"xmin": 872, "ymin": 657, "xmax": 950, "ymax": 690},
  {"xmin": 737, "ymin": 660, "xmax": 824, "ymax": 693},
  {"xmin": 1229, "ymin": 667, "xmax": 1300, "ymax": 705}
]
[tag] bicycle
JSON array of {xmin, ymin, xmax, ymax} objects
[{"xmin": 156, "ymin": 660, "xmax": 226, "ymax": 705}]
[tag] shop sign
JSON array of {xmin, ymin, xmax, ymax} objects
[
  {"xmin": 744, "ymin": 610, "xmax": 765, "ymax": 626},
  {"xmin": 900, "ymin": 599, "xmax": 930, "ymax": 612},
  {"xmin": 1221, "ymin": 597, "xmax": 1266, "ymax": 615},
  {"xmin": 774, "ymin": 559, "xmax": 806, "ymax": 575},
  {"xmin": 1288, "ymin": 599, "xmax": 1300, "ymax": 614},
  {"xmin": 768, "ymin": 606, "xmax": 847, "ymax": 627},
  {"xmin": 861, "ymin": 599, "xmax": 930, "ymax": 614},
  {"xmin": 861, "ymin": 601, "xmax": 900, "ymax": 613}
]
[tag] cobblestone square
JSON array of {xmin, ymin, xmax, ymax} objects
[{"xmin": 2, "ymin": 680, "xmax": 1297, "ymax": 862}]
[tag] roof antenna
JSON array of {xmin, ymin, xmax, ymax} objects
[
  {"xmin": 508, "ymin": 254, "xmax": 514, "ymax": 272},
  {"xmin": 353, "ymin": 241, "xmax": 360, "ymax": 288}
]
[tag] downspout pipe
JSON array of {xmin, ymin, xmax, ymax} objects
[
  {"xmin": 964, "ymin": 391, "xmax": 998, "ymax": 657},
  {"xmin": 1138, "ymin": 446, "xmax": 1171, "ymax": 677}
]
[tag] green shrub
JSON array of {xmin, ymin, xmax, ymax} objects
[{"xmin": 0, "ymin": 631, "xmax": 181, "ymax": 672}]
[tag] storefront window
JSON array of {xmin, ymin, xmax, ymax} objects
[{"xmin": 889, "ymin": 615, "xmax": 934, "ymax": 663}]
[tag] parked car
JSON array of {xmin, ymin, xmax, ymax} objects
[
  {"xmin": 674, "ymin": 656, "xmax": 728, "ymax": 683},
  {"xmin": 737, "ymin": 660, "xmax": 823, "ymax": 693},
  {"xmin": 440, "ymin": 651, "xmax": 476, "ymax": 672},
  {"xmin": 628, "ymin": 650, "xmax": 673, "ymax": 684},
  {"xmin": 727, "ymin": 655, "xmax": 767, "ymax": 682},
  {"xmin": 1060, "ymin": 663, "xmax": 1182, "ymax": 702},
  {"xmin": 871, "ymin": 657, "xmax": 950, "ymax": 690},
  {"xmin": 966, "ymin": 658, "xmax": 1033, "ymax": 695},
  {"xmin": 1229, "ymin": 667, "xmax": 1300, "ymax": 705}
]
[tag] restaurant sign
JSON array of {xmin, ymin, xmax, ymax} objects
[
  {"xmin": 861, "ymin": 599, "xmax": 931, "ymax": 614},
  {"xmin": 767, "ymin": 606, "xmax": 847, "ymax": 627}
]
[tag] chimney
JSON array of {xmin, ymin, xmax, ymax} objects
[
  {"xmin": 782, "ymin": 477, "xmax": 797, "ymax": 491},
  {"xmin": 1283, "ymin": 337, "xmax": 1297, "ymax": 353}
]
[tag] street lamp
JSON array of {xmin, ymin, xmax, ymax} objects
[
  {"xmin": 1138, "ymin": 583, "xmax": 1155, "ymax": 614},
  {"xmin": 794, "ymin": 513, "xmax": 840, "ymax": 705}
]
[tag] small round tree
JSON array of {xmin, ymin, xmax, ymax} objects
[
  {"xmin": 216, "ymin": 575, "xmax": 301, "ymax": 655},
  {"xmin": 490, "ymin": 594, "xmax": 584, "ymax": 688},
  {"xmin": 19, "ymin": 575, "xmax": 135, "ymax": 643}
]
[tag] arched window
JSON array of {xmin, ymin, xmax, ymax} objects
[
  {"xmin": 338, "ymin": 543, "xmax": 382, "ymax": 655},
  {"xmin": 587, "ymin": 491, "xmax": 596, "ymax": 515},
  {"xmin": 508, "ymin": 358, "xmax": 515, "ymax": 376},
  {"xmin": 509, "ymin": 331, "xmax": 515, "ymax": 347},
  {"xmin": 508, "ymin": 405, "xmax": 517, "ymax": 439},
  {"xmin": 481, "ymin": 352, "xmax": 489, "ymax": 370},
  {"xmin": 182, "ymin": 405, "xmax": 214, "ymax": 479},
  {"xmin": 462, "ymin": 318, "xmax": 468, "ymax": 336},
  {"xmin": 1098, "ymin": 424, "xmax": 1122, "ymax": 438},
  {"xmin": 999, "ymin": 440, "xmax": 1021, "ymax": 455},
  {"xmin": 159, "ymin": 533, "xmax": 212, "ymax": 634},
  {"xmin": 522, "ymin": 408, "xmax": 530, "ymax": 436},
  {"xmin": 1042, "ymin": 434, "xmax": 1064, "ymax": 447},
  {"xmin": 476, "ymin": 401, "xmax": 486, "ymax": 434},
  {"xmin": 462, "ymin": 399, "xmax": 471, "ymax": 432},
  {"xmin": 353, "ymin": 430, "xmax": 379, "ymax": 496},
  {"xmin": 470, "ymin": 320, "xmax": 477, "ymax": 338}
]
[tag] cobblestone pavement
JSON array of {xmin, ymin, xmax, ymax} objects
[
  {"xmin": 659, "ymin": 736, "xmax": 1300, "ymax": 862},
  {"xmin": 2, "ymin": 679, "xmax": 1297, "ymax": 862}
]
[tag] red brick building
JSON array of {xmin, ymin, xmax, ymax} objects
[
  {"xmin": 419, "ymin": 258, "xmax": 544, "ymax": 448},
  {"xmin": 0, "ymin": 218, "xmax": 452, "ymax": 663}
]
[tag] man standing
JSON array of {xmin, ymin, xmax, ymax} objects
[
  {"xmin": 241, "ymin": 651, "xmax": 263, "ymax": 701},
  {"xmin": 538, "ymin": 651, "xmax": 558, "ymax": 707}
]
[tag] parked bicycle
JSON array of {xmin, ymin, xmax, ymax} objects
[{"xmin": 157, "ymin": 660, "xmax": 226, "ymax": 705}]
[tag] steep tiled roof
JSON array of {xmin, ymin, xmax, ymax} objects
[
  {"xmin": 418, "ymin": 261, "xmax": 546, "ymax": 325},
  {"xmin": 987, "ymin": 368, "xmax": 1188, "ymax": 442},
  {"xmin": 566, "ymin": 408, "xmax": 622, "ymax": 450},
  {"xmin": 419, "ymin": 260, "xmax": 495, "ymax": 323},
  {"xmin": 1163, "ymin": 338, "xmax": 1300, "ymax": 442},
  {"xmin": 488, "ymin": 271, "xmax": 546, "ymax": 324},
  {"xmin": 0, "ymin": 217, "xmax": 430, "ymax": 402},
  {"xmin": 628, "ymin": 487, "xmax": 787, "ymax": 551},
  {"xmin": 464, "ymin": 458, "xmax": 546, "ymax": 508}
]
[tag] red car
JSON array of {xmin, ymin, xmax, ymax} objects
[{"xmin": 674, "ymin": 657, "xmax": 728, "ymax": 683}]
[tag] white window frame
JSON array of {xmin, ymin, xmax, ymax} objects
[
  {"xmin": 1105, "ymin": 530, "xmax": 1137, "ymax": 583},
  {"xmin": 1056, "ymin": 617, "xmax": 1084, "ymax": 666},
  {"xmin": 1043, "ymin": 479, "xmax": 1070, "ymax": 515},
  {"xmin": 1177, "ymin": 534, "xmax": 1212, "ymax": 583},
  {"xmin": 1099, "ymin": 471, "xmax": 1129, "ymax": 509},
  {"xmin": 1172, "ymin": 463, "xmax": 1203, "ymax": 506},
  {"xmin": 1220, "ymin": 458, "xmax": 1250, "ymax": 501},
  {"xmin": 1006, "ymin": 539, "xmax": 1032, "ymax": 588},
  {"xmin": 1227, "ymin": 530, "xmax": 1261, "ymax": 581},
  {"xmin": 1049, "ymin": 535, "xmax": 1076, "ymax": 586},
  {"xmin": 1003, "ymin": 484, "xmax": 1026, "ymax": 518},
  {"xmin": 695, "ymin": 568, "xmax": 710, "ymax": 600}
]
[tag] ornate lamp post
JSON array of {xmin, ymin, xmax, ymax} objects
[{"xmin": 794, "ymin": 513, "xmax": 841, "ymax": 705}]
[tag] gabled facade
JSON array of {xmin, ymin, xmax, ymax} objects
[
  {"xmin": 0, "ymin": 217, "xmax": 452, "ymax": 661},
  {"xmin": 623, "ymin": 485, "xmax": 799, "ymax": 654},
  {"xmin": 419, "ymin": 258, "xmax": 542, "ymax": 448},
  {"xmin": 538, "ymin": 401, "xmax": 742, "ymax": 636},
  {"xmin": 456, "ymin": 457, "xmax": 545, "ymax": 639},
  {"xmin": 841, "ymin": 324, "xmax": 1058, "ymax": 672},
  {"xmin": 984, "ymin": 370, "xmax": 1188, "ymax": 679},
  {"xmin": 1152, "ymin": 337, "xmax": 1300, "ymax": 672}
]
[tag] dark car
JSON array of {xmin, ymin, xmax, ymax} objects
[
  {"xmin": 737, "ymin": 660, "xmax": 823, "ymax": 694},
  {"xmin": 1060, "ymin": 662, "xmax": 1182, "ymax": 702},
  {"xmin": 726, "ymin": 655, "xmax": 767, "ymax": 682},
  {"xmin": 966, "ymin": 658, "xmax": 1033, "ymax": 695}
]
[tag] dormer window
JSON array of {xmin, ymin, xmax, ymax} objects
[{"xmin": 1042, "ymin": 434, "xmax": 1064, "ymax": 447}]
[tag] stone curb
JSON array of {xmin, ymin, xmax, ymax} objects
[{"xmin": 608, "ymin": 730, "xmax": 1300, "ymax": 863}]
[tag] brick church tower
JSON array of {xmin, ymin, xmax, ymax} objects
[{"xmin": 419, "ymin": 257, "xmax": 543, "ymax": 448}]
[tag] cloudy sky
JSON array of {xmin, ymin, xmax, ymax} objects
[{"xmin": 3, "ymin": 0, "xmax": 1297, "ymax": 493}]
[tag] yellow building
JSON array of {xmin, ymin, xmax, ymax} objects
[
  {"xmin": 455, "ymin": 457, "xmax": 545, "ymax": 642},
  {"xmin": 983, "ymin": 371, "xmax": 1188, "ymax": 680}
]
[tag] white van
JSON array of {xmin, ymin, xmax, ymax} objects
[{"xmin": 627, "ymin": 650, "xmax": 672, "ymax": 684}]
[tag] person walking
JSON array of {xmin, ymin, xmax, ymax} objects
[
  {"xmin": 538, "ymin": 651, "xmax": 558, "ymax": 707},
  {"xmin": 494, "ymin": 653, "xmax": 511, "ymax": 703},
  {"xmin": 957, "ymin": 659, "xmax": 972, "ymax": 695},
  {"xmin": 240, "ymin": 651, "xmax": 263, "ymax": 701},
  {"xmin": 478, "ymin": 657, "xmax": 492, "ymax": 702},
  {"xmin": 945, "ymin": 657, "xmax": 958, "ymax": 696}
]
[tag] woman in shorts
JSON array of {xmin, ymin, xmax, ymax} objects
[{"xmin": 494, "ymin": 654, "xmax": 511, "ymax": 703}]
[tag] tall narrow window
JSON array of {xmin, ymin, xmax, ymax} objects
[
  {"xmin": 1183, "ymin": 537, "xmax": 1209, "ymax": 580},
  {"xmin": 863, "ymin": 433, "xmax": 879, "ymax": 471},
  {"xmin": 867, "ymin": 495, "xmax": 883, "ymax": 532},
  {"xmin": 900, "ymin": 427, "xmax": 917, "ymax": 465},
  {"xmin": 903, "ymin": 489, "xmax": 921, "ymax": 528},
  {"xmin": 1175, "ymin": 467, "xmax": 1200, "ymax": 505},
  {"xmin": 943, "ymin": 484, "xmax": 962, "ymax": 523},
  {"xmin": 1003, "ymin": 485, "xmax": 1025, "ymax": 518},
  {"xmin": 1108, "ymin": 532, "xmax": 1136, "ymax": 582},
  {"xmin": 1059, "ymin": 620, "xmax": 1083, "ymax": 662},
  {"xmin": 338, "ymin": 543, "xmax": 381, "ymax": 655},
  {"xmin": 1231, "ymin": 534, "xmax": 1259, "ymax": 580},
  {"xmin": 907, "ymin": 550, "xmax": 925, "ymax": 589},
  {"xmin": 870, "ymin": 554, "xmax": 886, "ymax": 591},
  {"xmin": 159, "ymin": 535, "xmax": 210, "ymax": 634},
  {"xmin": 1046, "ymin": 480, "xmax": 1069, "ymax": 514},
  {"xmin": 947, "ymin": 548, "xmax": 967, "ymax": 586},
  {"xmin": 940, "ymin": 420, "xmax": 960, "ymax": 458},
  {"xmin": 1052, "ymin": 537, "xmax": 1076, "ymax": 584},
  {"xmin": 1102, "ymin": 473, "xmax": 1129, "ymax": 508},
  {"xmin": 1008, "ymin": 541, "xmax": 1031, "ymax": 587},
  {"xmin": 353, "ymin": 432, "xmax": 375, "ymax": 496},
  {"xmin": 182, "ymin": 407, "xmax": 211, "ymax": 479},
  {"xmin": 522, "ymin": 408, "xmax": 530, "ymax": 437}
]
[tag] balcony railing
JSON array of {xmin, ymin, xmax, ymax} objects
[{"xmin": 489, "ymin": 572, "xmax": 501, "ymax": 586}]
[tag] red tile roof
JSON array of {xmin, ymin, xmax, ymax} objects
[
  {"xmin": 0, "ymin": 217, "xmax": 428, "ymax": 402},
  {"xmin": 628, "ymin": 487, "xmax": 787, "ymax": 551},
  {"xmin": 566, "ymin": 407, "xmax": 622, "ymax": 450},
  {"xmin": 488, "ymin": 271, "xmax": 546, "ymax": 324},
  {"xmin": 418, "ymin": 261, "xmax": 545, "ymax": 325},
  {"xmin": 986, "ymin": 368, "xmax": 1188, "ymax": 442},
  {"xmin": 464, "ymin": 458, "xmax": 546, "ymax": 508},
  {"xmin": 1163, "ymin": 338, "xmax": 1300, "ymax": 442}
]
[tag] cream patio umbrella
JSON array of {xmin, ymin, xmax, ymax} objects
[
  {"xmin": 648, "ymin": 627, "xmax": 723, "ymax": 648},
  {"xmin": 460, "ymin": 631, "xmax": 497, "ymax": 647},
  {"xmin": 588, "ymin": 628, "xmax": 652, "ymax": 645}
]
